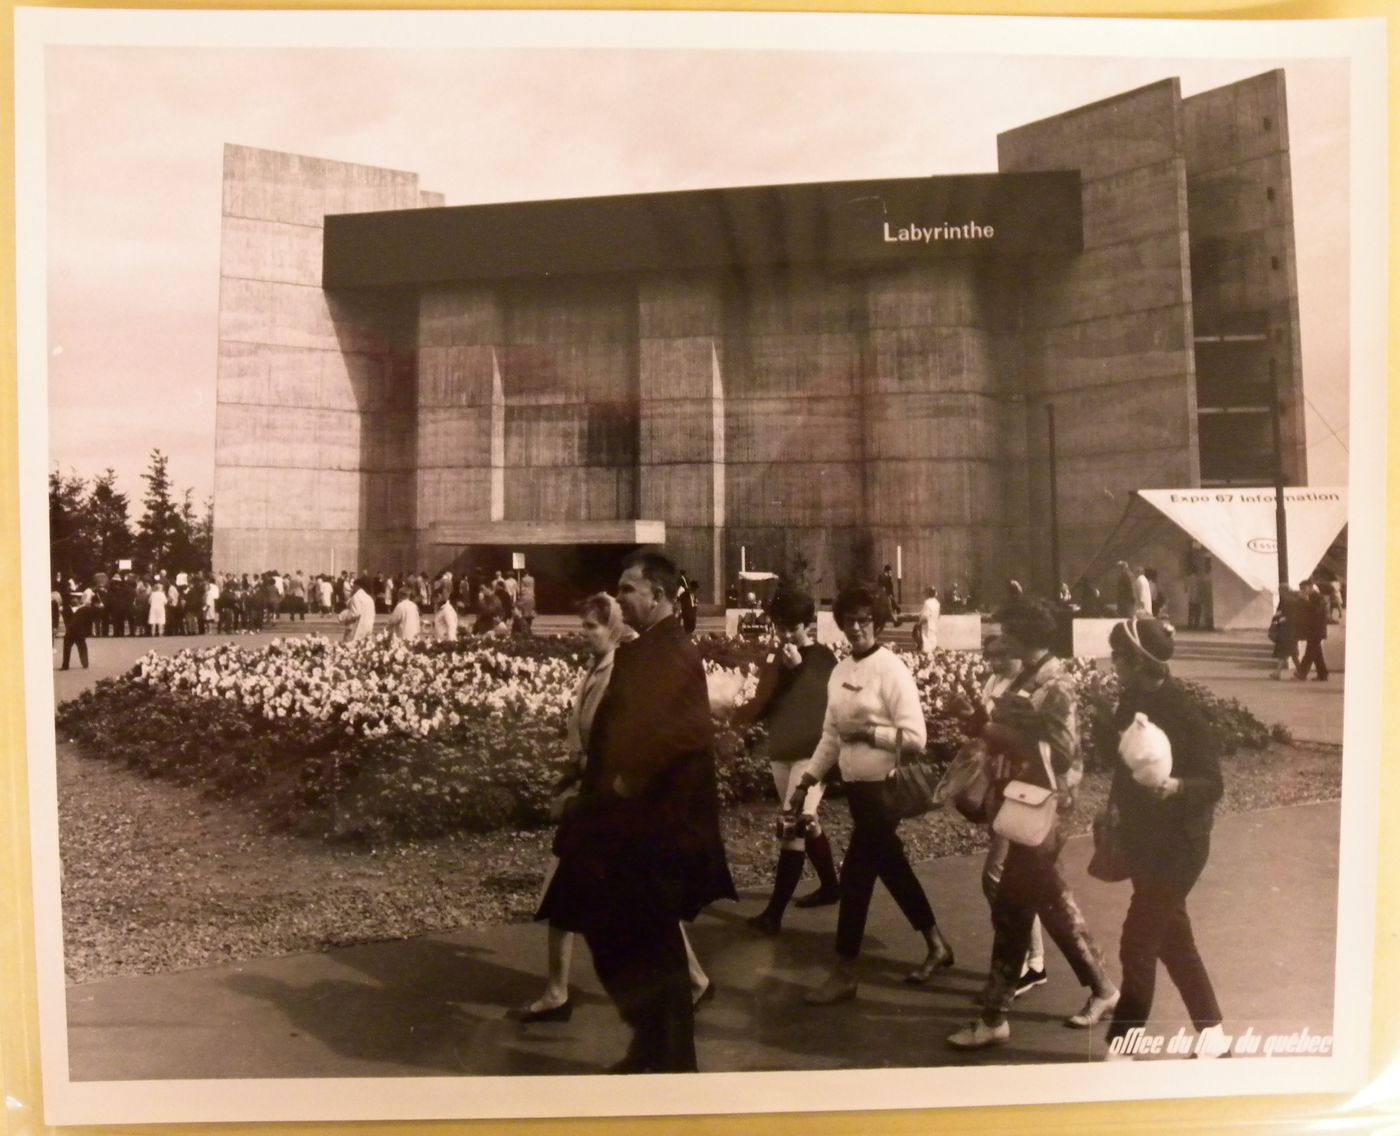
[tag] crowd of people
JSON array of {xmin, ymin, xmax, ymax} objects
[
  {"xmin": 54, "ymin": 547, "xmax": 1315, "ymax": 1073},
  {"xmin": 502, "ymin": 550, "xmax": 1233, "ymax": 1073},
  {"xmin": 51, "ymin": 565, "xmax": 548, "ymax": 666}
]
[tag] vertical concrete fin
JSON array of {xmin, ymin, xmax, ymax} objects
[
  {"xmin": 710, "ymin": 340, "xmax": 726, "ymax": 593},
  {"xmin": 490, "ymin": 347, "xmax": 505, "ymax": 522}
]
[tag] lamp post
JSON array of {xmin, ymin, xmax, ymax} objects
[
  {"xmin": 1047, "ymin": 403, "xmax": 1062, "ymax": 594},
  {"xmin": 1269, "ymin": 360, "xmax": 1290, "ymax": 590}
]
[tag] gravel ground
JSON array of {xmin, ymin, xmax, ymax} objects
[{"xmin": 57, "ymin": 740, "xmax": 1342, "ymax": 986}]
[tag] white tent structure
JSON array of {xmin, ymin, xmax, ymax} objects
[{"xmin": 1082, "ymin": 487, "xmax": 1348, "ymax": 630}]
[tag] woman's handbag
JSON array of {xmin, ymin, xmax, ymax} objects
[
  {"xmin": 884, "ymin": 729, "xmax": 939, "ymax": 819},
  {"xmin": 937, "ymin": 739, "xmax": 998, "ymax": 823},
  {"xmin": 991, "ymin": 740, "xmax": 1058, "ymax": 847},
  {"xmin": 1087, "ymin": 806, "xmax": 1132, "ymax": 882}
]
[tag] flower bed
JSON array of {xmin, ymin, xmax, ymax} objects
[{"xmin": 56, "ymin": 634, "xmax": 1271, "ymax": 843}]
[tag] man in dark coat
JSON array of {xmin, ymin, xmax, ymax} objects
[
  {"xmin": 60, "ymin": 590, "xmax": 102, "ymax": 669},
  {"xmin": 541, "ymin": 550, "xmax": 735, "ymax": 1073},
  {"xmin": 1294, "ymin": 578, "xmax": 1330, "ymax": 681}
]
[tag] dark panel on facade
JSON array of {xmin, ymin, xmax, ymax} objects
[{"xmin": 323, "ymin": 172, "xmax": 1082, "ymax": 288}]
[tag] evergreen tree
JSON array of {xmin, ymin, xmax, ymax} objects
[
  {"xmin": 191, "ymin": 495, "xmax": 215, "ymax": 572},
  {"xmin": 168, "ymin": 488, "xmax": 200, "ymax": 572},
  {"xmin": 48, "ymin": 467, "xmax": 90, "ymax": 583},
  {"xmin": 85, "ymin": 468, "xmax": 134, "ymax": 572},
  {"xmin": 135, "ymin": 449, "xmax": 181, "ymax": 573}
]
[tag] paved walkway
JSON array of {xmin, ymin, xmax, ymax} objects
[{"xmin": 66, "ymin": 800, "xmax": 1337, "ymax": 1079}]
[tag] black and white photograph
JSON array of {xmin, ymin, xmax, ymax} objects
[{"xmin": 14, "ymin": 7, "xmax": 1388, "ymax": 1126}]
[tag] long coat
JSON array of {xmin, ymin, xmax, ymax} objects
[
  {"xmin": 541, "ymin": 615, "xmax": 736, "ymax": 931},
  {"xmin": 1109, "ymin": 677, "xmax": 1223, "ymax": 892}
]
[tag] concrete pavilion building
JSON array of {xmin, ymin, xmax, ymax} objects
[{"xmin": 213, "ymin": 71, "xmax": 1306, "ymax": 611}]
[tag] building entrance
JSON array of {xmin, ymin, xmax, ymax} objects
[{"xmin": 436, "ymin": 544, "xmax": 642, "ymax": 615}]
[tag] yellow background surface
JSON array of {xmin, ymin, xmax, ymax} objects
[{"xmin": 0, "ymin": 2, "xmax": 1393, "ymax": 1133}]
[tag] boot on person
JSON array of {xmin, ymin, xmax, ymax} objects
[
  {"xmin": 792, "ymin": 831, "xmax": 841, "ymax": 908},
  {"xmin": 747, "ymin": 848, "xmax": 806, "ymax": 935}
]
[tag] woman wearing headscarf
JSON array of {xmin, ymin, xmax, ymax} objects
[
  {"xmin": 1101, "ymin": 616, "xmax": 1228, "ymax": 1060},
  {"xmin": 511, "ymin": 593, "xmax": 711, "ymax": 1022},
  {"xmin": 791, "ymin": 582, "xmax": 953, "ymax": 1005}
]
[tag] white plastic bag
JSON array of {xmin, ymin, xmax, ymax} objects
[{"xmin": 1117, "ymin": 712, "xmax": 1173, "ymax": 787}]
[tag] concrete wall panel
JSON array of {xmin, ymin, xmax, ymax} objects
[
  {"xmin": 323, "ymin": 352, "xmax": 391, "ymax": 414},
  {"xmin": 215, "ymin": 405, "xmax": 317, "ymax": 469},
  {"xmin": 1080, "ymin": 160, "xmax": 1189, "ymax": 251},
  {"xmin": 1028, "ymin": 309, "xmax": 1193, "ymax": 392},
  {"xmin": 867, "ymin": 327, "xmax": 1003, "ymax": 395},
  {"xmin": 417, "ymin": 345, "xmax": 495, "ymax": 408},
  {"xmin": 499, "ymin": 341, "xmax": 636, "ymax": 405},
  {"xmin": 503, "ymin": 467, "xmax": 634, "ymax": 521},
  {"xmin": 640, "ymin": 464, "xmax": 721, "ymax": 527},
  {"xmin": 640, "ymin": 400, "xmax": 718, "ymax": 465},
  {"xmin": 1023, "ymin": 232, "xmax": 1192, "ymax": 328},
  {"xmin": 419, "ymin": 286, "xmax": 502, "ymax": 348},
  {"xmin": 864, "ymin": 393, "xmax": 999, "ymax": 460},
  {"xmin": 638, "ymin": 275, "xmax": 724, "ymax": 338},
  {"xmin": 729, "ymin": 332, "xmax": 865, "ymax": 398},
  {"xmin": 1183, "ymin": 70, "xmax": 1289, "ymax": 174},
  {"xmin": 727, "ymin": 462, "xmax": 862, "ymax": 527},
  {"xmin": 724, "ymin": 397, "xmax": 858, "ymax": 465},
  {"xmin": 505, "ymin": 405, "xmax": 585, "ymax": 467},
  {"xmin": 417, "ymin": 467, "xmax": 494, "ymax": 527},
  {"xmin": 639, "ymin": 337, "xmax": 718, "ymax": 401},
  {"xmin": 316, "ymin": 470, "xmax": 362, "ymax": 530},
  {"xmin": 417, "ymin": 407, "xmax": 492, "ymax": 469},
  {"xmin": 220, "ymin": 216, "xmax": 323, "ymax": 287},
  {"xmin": 743, "ymin": 273, "xmax": 864, "ymax": 335},
  {"xmin": 998, "ymin": 80, "xmax": 1183, "ymax": 182},
  {"xmin": 865, "ymin": 460, "xmax": 994, "ymax": 526},
  {"xmin": 867, "ymin": 265, "xmax": 986, "ymax": 330}
]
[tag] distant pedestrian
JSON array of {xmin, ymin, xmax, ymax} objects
[
  {"xmin": 338, "ymin": 576, "xmax": 376, "ymax": 642},
  {"xmin": 1133, "ymin": 566, "xmax": 1153, "ymax": 618},
  {"xmin": 1270, "ymin": 587, "xmax": 1301, "ymax": 680},
  {"xmin": 147, "ymin": 582, "xmax": 167, "ymax": 637},
  {"xmin": 676, "ymin": 570, "xmax": 698, "ymax": 634},
  {"xmin": 1294, "ymin": 579, "xmax": 1330, "ymax": 681},
  {"xmin": 1115, "ymin": 561, "xmax": 1136, "ymax": 618},
  {"xmin": 385, "ymin": 586, "xmax": 421, "ymax": 641},
  {"xmin": 433, "ymin": 586, "xmax": 459, "ymax": 642},
  {"xmin": 915, "ymin": 586, "xmax": 941, "ymax": 655},
  {"xmin": 61, "ymin": 591, "xmax": 102, "ymax": 669}
]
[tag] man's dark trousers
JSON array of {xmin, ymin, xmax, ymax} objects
[
  {"xmin": 61, "ymin": 630, "xmax": 88, "ymax": 669},
  {"xmin": 1297, "ymin": 636, "xmax": 1329, "ymax": 679},
  {"xmin": 582, "ymin": 855, "xmax": 696, "ymax": 1073}
]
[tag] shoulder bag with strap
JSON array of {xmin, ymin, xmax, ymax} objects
[{"xmin": 991, "ymin": 722, "xmax": 1058, "ymax": 847}]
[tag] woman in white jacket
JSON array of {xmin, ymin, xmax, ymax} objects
[{"xmin": 792, "ymin": 583, "xmax": 954, "ymax": 1005}]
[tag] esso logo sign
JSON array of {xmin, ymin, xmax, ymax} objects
[{"xmin": 1248, "ymin": 538, "xmax": 1278, "ymax": 554}]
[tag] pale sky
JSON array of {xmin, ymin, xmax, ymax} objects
[{"xmin": 41, "ymin": 36, "xmax": 1351, "ymax": 507}]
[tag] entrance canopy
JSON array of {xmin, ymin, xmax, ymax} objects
[
  {"xmin": 1135, "ymin": 488, "xmax": 1347, "ymax": 592},
  {"xmin": 1080, "ymin": 487, "xmax": 1347, "ymax": 629}
]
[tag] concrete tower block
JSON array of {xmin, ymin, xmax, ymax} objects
[
  {"xmin": 1184, "ymin": 71, "xmax": 1306, "ymax": 485},
  {"xmin": 998, "ymin": 80, "xmax": 1198, "ymax": 589},
  {"xmin": 215, "ymin": 145, "xmax": 429, "ymax": 575}
]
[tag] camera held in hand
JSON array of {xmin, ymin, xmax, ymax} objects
[{"xmin": 775, "ymin": 810, "xmax": 817, "ymax": 841}]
